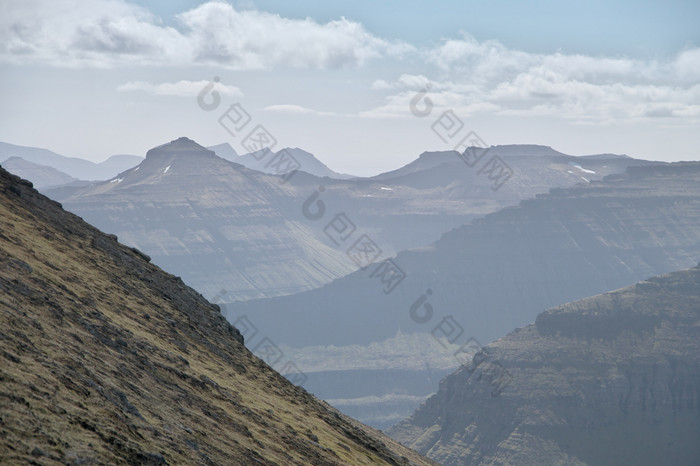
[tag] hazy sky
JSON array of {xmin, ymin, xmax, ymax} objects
[{"xmin": 1, "ymin": 0, "xmax": 699, "ymax": 175}]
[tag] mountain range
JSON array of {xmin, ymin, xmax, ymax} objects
[
  {"xmin": 7, "ymin": 136, "xmax": 683, "ymax": 430},
  {"xmin": 208, "ymin": 143, "xmax": 355, "ymax": 179},
  {"xmin": 388, "ymin": 264, "xmax": 700, "ymax": 465},
  {"xmin": 1, "ymin": 156, "xmax": 77, "ymax": 189},
  {"xmin": 44, "ymin": 138, "xmax": 650, "ymax": 304},
  {"xmin": 2, "ymin": 134, "xmax": 699, "ymax": 463},
  {"xmin": 230, "ymin": 161, "xmax": 700, "ymax": 428},
  {"xmin": 0, "ymin": 165, "xmax": 433, "ymax": 465},
  {"xmin": 0, "ymin": 141, "xmax": 142, "ymax": 181}
]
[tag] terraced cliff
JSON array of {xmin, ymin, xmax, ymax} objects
[
  {"xmin": 389, "ymin": 265, "xmax": 700, "ymax": 465},
  {"xmin": 230, "ymin": 162, "xmax": 700, "ymax": 428}
]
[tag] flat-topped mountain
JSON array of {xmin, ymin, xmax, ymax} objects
[
  {"xmin": 0, "ymin": 165, "xmax": 433, "ymax": 465},
  {"xmin": 389, "ymin": 264, "xmax": 700, "ymax": 465},
  {"xmin": 48, "ymin": 138, "xmax": 653, "ymax": 302},
  {"xmin": 371, "ymin": 145, "xmax": 637, "ymax": 184}
]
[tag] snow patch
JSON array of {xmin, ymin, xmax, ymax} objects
[
  {"xmin": 380, "ymin": 186, "xmax": 392, "ymax": 191},
  {"xmin": 110, "ymin": 177, "xmax": 123, "ymax": 183},
  {"xmin": 571, "ymin": 163, "xmax": 596, "ymax": 174},
  {"xmin": 163, "ymin": 165, "xmax": 171, "ymax": 174}
]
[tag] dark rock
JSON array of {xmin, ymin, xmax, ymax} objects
[{"xmin": 130, "ymin": 247, "xmax": 151, "ymax": 263}]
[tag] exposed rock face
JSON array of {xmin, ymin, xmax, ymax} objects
[
  {"xmin": 49, "ymin": 138, "xmax": 651, "ymax": 302},
  {"xmin": 230, "ymin": 162, "xmax": 700, "ymax": 428},
  {"xmin": 388, "ymin": 265, "xmax": 700, "ymax": 465},
  {"xmin": 0, "ymin": 165, "xmax": 434, "ymax": 465}
]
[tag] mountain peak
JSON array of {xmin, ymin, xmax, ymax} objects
[{"xmin": 146, "ymin": 137, "xmax": 214, "ymax": 159}]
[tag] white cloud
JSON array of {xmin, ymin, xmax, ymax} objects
[
  {"xmin": 117, "ymin": 79, "xmax": 242, "ymax": 97},
  {"xmin": 0, "ymin": 0, "xmax": 188, "ymax": 67},
  {"xmin": 0, "ymin": 0, "xmax": 410, "ymax": 69},
  {"xmin": 364, "ymin": 34, "xmax": 700, "ymax": 123},
  {"xmin": 4, "ymin": 1, "xmax": 698, "ymax": 127},
  {"xmin": 264, "ymin": 104, "xmax": 336, "ymax": 116}
]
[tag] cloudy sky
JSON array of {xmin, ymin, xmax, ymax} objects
[{"xmin": 1, "ymin": 0, "xmax": 699, "ymax": 175}]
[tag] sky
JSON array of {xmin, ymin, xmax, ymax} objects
[{"xmin": 1, "ymin": 0, "xmax": 699, "ymax": 176}]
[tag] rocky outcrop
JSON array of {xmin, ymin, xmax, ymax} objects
[
  {"xmin": 0, "ymin": 166, "xmax": 433, "ymax": 465},
  {"xmin": 388, "ymin": 265, "xmax": 700, "ymax": 465}
]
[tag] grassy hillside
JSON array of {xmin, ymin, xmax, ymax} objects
[{"xmin": 0, "ymin": 167, "xmax": 433, "ymax": 465}]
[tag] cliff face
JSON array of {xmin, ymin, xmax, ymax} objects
[
  {"xmin": 0, "ymin": 166, "xmax": 433, "ymax": 465},
  {"xmin": 233, "ymin": 163, "xmax": 700, "ymax": 348},
  {"xmin": 388, "ymin": 265, "xmax": 700, "ymax": 465},
  {"xmin": 228, "ymin": 162, "xmax": 700, "ymax": 428}
]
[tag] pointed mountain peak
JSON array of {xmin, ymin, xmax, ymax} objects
[
  {"xmin": 146, "ymin": 137, "xmax": 215, "ymax": 159},
  {"xmin": 207, "ymin": 142, "xmax": 239, "ymax": 161}
]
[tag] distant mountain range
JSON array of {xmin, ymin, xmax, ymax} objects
[
  {"xmin": 43, "ymin": 138, "xmax": 651, "ymax": 304},
  {"xmin": 230, "ymin": 162, "xmax": 700, "ymax": 428},
  {"xmin": 0, "ymin": 141, "xmax": 142, "ymax": 181},
  {"xmin": 389, "ymin": 264, "xmax": 700, "ymax": 465},
  {"xmin": 0, "ymin": 165, "xmax": 432, "ymax": 465},
  {"xmin": 1, "ymin": 156, "xmax": 77, "ymax": 189},
  {"xmin": 208, "ymin": 143, "xmax": 355, "ymax": 179}
]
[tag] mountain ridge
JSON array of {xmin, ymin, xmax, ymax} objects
[
  {"xmin": 52, "ymin": 137, "xmax": 654, "ymax": 303},
  {"xmin": 0, "ymin": 141, "xmax": 142, "ymax": 181},
  {"xmin": 228, "ymin": 159, "xmax": 700, "ymax": 427},
  {"xmin": 208, "ymin": 143, "xmax": 355, "ymax": 179},
  {"xmin": 1, "ymin": 156, "xmax": 77, "ymax": 189}
]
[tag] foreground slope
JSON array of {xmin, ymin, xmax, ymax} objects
[
  {"xmin": 0, "ymin": 167, "xmax": 432, "ymax": 465},
  {"xmin": 389, "ymin": 265, "xmax": 700, "ymax": 465}
]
